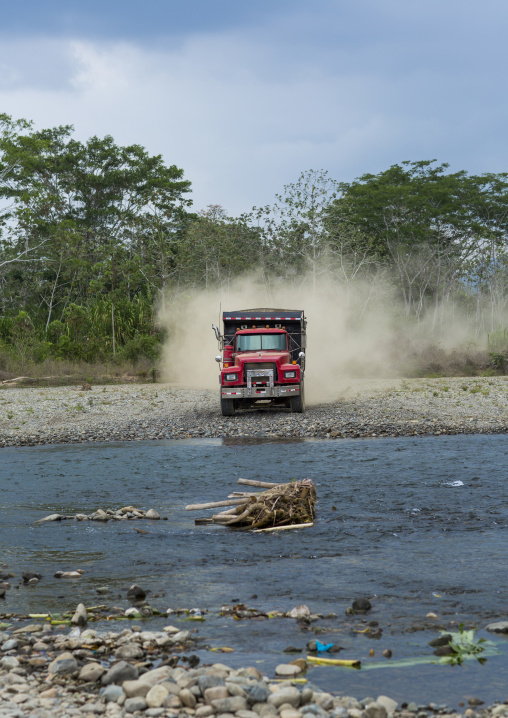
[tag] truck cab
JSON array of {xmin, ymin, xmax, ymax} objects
[{"xmin": 212, "ymin": 309, "xmax": 306, "ymax": 416}]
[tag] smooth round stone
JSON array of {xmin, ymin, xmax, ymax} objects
[
  {"xmin": 124, "ymin": 696, "xmax": 148, "ymax": 713},
  {"xmin": 1, "ymin": 656, "xmax": 20, "ymax": 670},
  {"xmin": 275, "ymin": 663, "xmax": 302, "ymax": 677},
  {"xmin": 2, "ymin": 639, "xmax": 19, "ymax": 651},
  {"xmin": 268, "ymin": 687, "xmax": 301, "ymax": 709},
  {"xmin": 146, "ymin": 684, "xmax": 169, "ymax": 708}
]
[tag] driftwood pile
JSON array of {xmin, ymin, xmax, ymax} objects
[{"xmin": 186, "ymin": 478, "xmax": 316, "ymax": 532}]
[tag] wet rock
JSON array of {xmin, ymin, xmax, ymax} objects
[
  {"xmin": 34, "ymin": 514, "xmax": 62, "ymax": 524},
  {"xmin": 352, "ymin": 598, "xmax": 372, "ymax": 614},
  {"xmin": 283, "ymin": 646, "xmax": 302, "ymax": 653},
  {"xmin": 90, "ymin": 509, "xmax": 109, "ymax": 521},
  {"xmin": 48, "ymin": 651, "xmax": 78, "ymax": 675},
  {"xmin": 428, "ymin": 634, "xmax": 452, "ymax": 647},
  {"xmin": 275, "ymin": 663, "xmax": 302, "ymax": 677},
  {"xmin": 382, "ymin": 649, "xmax": 392, "ymax": 658},
  {"xmin": 101, "ymin": 660, "xmax": 139, "ymax": 685},
  {"xmin": 287, "ymin": 605, "xmax": 311, "ymax": 620},
  {"xmin": 485, "ymin": 621, "xmax": 508, "ymax": 633},
  {"xmin": 433, "ymin": 645, "xmax": 455, "ymax": 656},
  {"xmin": 127, "ymin": 584, "xmax": 146, "ymax": 602},
  {"xmin": 172, "ymin": 629, "xmax": 191, "ymax": 643},
  {"xmin": 146, "ymin": 509, "xmax": 160, "ymax": 520},
  {"xmin": 54, "ymin": 569, "xmax": 84, "ymax": 578},
  {"xmin": 468, "ymin": 698, "xmax": 484, "ymax": 707},
  {"xmin": 21, "ymin": 571, "xmax": 42, "ymax": 582},
  {"xmin": 96, "ymin": 586, "xmax": 109, "ymax": 595},
  {"xmin": 71, "ymin": 602, "xmax": 88, "ymax": 627}
]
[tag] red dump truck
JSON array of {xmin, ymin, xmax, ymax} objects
[{"xmin": 212, "ymin": 308, "xmax": 307, "ymax": 416}]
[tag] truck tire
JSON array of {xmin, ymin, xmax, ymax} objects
[
  {"xmin": 290, "ymin": 382, "xmax": 305, "ymax": 413},
  {"xmin": 220, "ymin": 395, "xmax": 236, "ymax": 416}
]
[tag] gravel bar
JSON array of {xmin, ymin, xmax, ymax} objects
[{"xmin": 1, "ymin": 377, "xmax": 508, "ymax": 447}]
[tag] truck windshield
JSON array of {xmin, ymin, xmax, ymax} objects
[{"xmin": 236, "ymin": 333, "xmax": 286, "ymax": 351}]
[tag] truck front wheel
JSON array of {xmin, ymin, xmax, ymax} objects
[
  {"xmin": 290, "ymin": 382, "xmax": 305, "ymax": 413},
  {"xmin": 220, "ymin": 395, "xmax": 236, "ymax": 416}
]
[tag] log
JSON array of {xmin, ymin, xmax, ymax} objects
[
  {"xmin": 237, "ymin": 478, "xmax": 280, "ymax": 488},
  {"xmin": 185, "ymin": 498, "xmax": 245, "ymax": 511},
  {"xmin": 228, "ymin": 492, "xmax": 258, "ymax": 498},
  {"xmin": 213, "ymin": 507, "xmax": 240, "ymax": 517},
  {"xmin": 225, "ymin": 505, "xmax": 256, "ymax": 525},
  {"xmin": 253, "ymin": 522, "xmax": 314, "ymax": 533}
]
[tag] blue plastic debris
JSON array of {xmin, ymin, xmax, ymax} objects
[{"xmin": 316, "ymin": 640, "xmax": 334, "ymax": 652}]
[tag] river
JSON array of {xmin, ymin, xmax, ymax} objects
[{"xmin": 1, "ymin": 434, "xmax": 508, "ymax": 706}]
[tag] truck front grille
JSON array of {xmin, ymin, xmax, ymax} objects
[{"xmin": 244, "ymin": 362, "xmax": 277, "ymax": 382}]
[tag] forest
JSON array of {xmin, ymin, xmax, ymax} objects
[{"xmin": 1, "ymin": 113, "xmax": 508, "ymax": 379}]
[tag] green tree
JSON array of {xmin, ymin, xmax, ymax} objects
[
  {"xmin": 330, "ymin": 161, "xmax": 508, "ymax": 321},
  {"xmin": 251, "ymin": 170, "xmax": 340, "ymax": 287},
  {"xmin": 0, "ymin": 114, "xmax": 192, "ymax": 325},
  {"xmin": 177, "ymin": 205, "xmax": 263, "ymax": 288}
]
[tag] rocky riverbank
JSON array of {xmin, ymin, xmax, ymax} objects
[
  {"xmin": 1, "ymin": 377, "xmax": 508, "ymax": 447},
  {"xmin": 1, "ymin": 605, "xmax": 507, "ymax": 718}
]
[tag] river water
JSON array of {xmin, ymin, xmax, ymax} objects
[{"xmin": 1, "ymin": 435, "xmax": 508, "ymax": 707}]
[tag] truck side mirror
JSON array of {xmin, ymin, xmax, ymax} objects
[
  {"xmin": 215, "ymin": 355, "xmax": 222, "ymax": 363},
  {"xmin": 212, "ymin": 324, "xmax": 221, "ymax": 342},
  {"xmin": 299, "ymin": 351, "xmax": 305, "ymax": 359}
]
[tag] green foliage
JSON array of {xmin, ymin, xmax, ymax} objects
[
  {"xmin": 488, "ymin": 352, "xmax": 507, "ymax": 372},
  {"xmin": 177, "ymin": 205, "xmax": 263, "ymax": 288},
  {"xmin": 330, "ymin": 161, "xmax": 508, "ymax": 319},
  {"xmin": 441, "ymin": 625, "xmax": 487, "ymax": 666}
]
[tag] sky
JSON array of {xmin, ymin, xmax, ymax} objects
[{"xmin": 1, "ymin": 0, "xmax": 507, "ymax": 215}]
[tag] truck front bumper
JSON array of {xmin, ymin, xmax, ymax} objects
[{"xmin": 221, "ymin": 385, "xmax": 300, "ymax": 399}]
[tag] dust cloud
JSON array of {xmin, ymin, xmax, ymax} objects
[{"xmin": 156, "ymin": 275, "xmax": 490, "ymax": 405}]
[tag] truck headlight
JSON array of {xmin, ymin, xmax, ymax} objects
[
  {"xmin": 284, "ymin": 371, "xmax": 296, "ymax": 379},
  {"xmin": 225, "ymin": 373, "xmax": 238, "ymax": 381}
]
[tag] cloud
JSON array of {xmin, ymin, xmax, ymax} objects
[{"xmin": 0, "ymin": 1, "xmax": 507, "ymax": 215}]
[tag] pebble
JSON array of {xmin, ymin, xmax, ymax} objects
[{"xmin": 2, "ymin": 379, "xmax": 508, "ymax": 449}]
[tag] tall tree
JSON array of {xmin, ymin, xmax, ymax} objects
[
  {"xmin": 0, "ymin": 114, "xmax": 192, "ymax": 326},
  {"xmin": 329, "ymin": 161, "xmax": 508, "ymax": 321}
]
